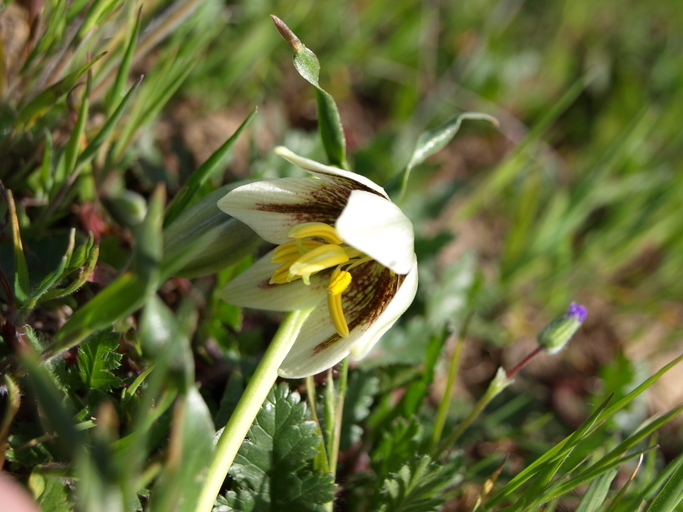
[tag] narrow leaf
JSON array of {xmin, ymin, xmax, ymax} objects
[
  {"xmin": 14, "ymin": 52, "xmax": 106, "ymax": 130},
  {"xmin": 77, "ymin": 75, "xmax": 143, "ymax": 169},
  {"xmin": 272, "ymin": 15, "xmax": 347, "ymax": 169},
  {"xmin": 148, "ymin": 388, "xmax": 215, "ymax": 512},
  {"xmin": 6, "ymin": 189, "xmax": 30, "ymax": 304},
  {"xmin": 164, "ymin": 108, "xmax": 257, "ymax": 227},
  {"xmin": 106, "ymin": 6, "xmax": 142, "ymax": 113},
  {"xmin": 63, "ymin": 69, "xmax": 91, "ymax": 178},
  {"xmin": 575, "ymin": 469, "xmax": 618, "ymax": 512}
]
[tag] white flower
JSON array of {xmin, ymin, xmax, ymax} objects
[{"xmin": 217, "ymin": 147, "xmax": 418, "ymax": 378}]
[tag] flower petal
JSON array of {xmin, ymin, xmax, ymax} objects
[
  {"xmin": 222, "ymin": 252, "xmax": 327, "ymax": 311},
  {"xmin": 217, "ymin": 178, "xmax": 347, "ymax": 244},
  {"xmin": 349, "ymin": 261, "xmax": 418, "ymax": 359},
  {"xmin": 336, "ymin": 190, "xmax": 416, "ymax": 275},
  {"xmin": 278, "ymin": 261, "xmax": 418, "ymax": 378},
  {"xmin": 274, "ymin": 146, "xmax": 389, "ymax": 199}
]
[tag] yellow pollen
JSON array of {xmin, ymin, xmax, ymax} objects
[
  {"xmin": 288, "ymin": 244, "xmax": 349, "ymax": 285},
  {"xmin": 288, "ymin": 222, "xmax": 344, "ymax": 245}
]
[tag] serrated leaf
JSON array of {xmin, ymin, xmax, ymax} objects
[
  {"xmin": 225, "ymin": 471, "xmax": 336, "ymax": 512},
  {"xmin": 77, "ymin": 331, "xmax": 122, "ymax": 392},
  {"xmin": 31, "ymin": 473, "xmax": 75, "ymax": 512},
  {"xmin": 379, "ymin": 455, "xmax": 458, "ymax": 512},
  {"xmin": 225, "ymin": 384, "xmax": 334, "ymax": 511}
]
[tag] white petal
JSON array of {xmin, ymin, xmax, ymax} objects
[
  {"xmin": 278, "ymin": 300, "xmax": 352, "ymax": 378},
  {"xmin": 274, "ymin": 146, "xmax": 389, "ymax": 199},
  {"xmin": 222, "ymin": 252, "xmax": 327, "ymax": 311},
  {"xmin": 336, "ymin": 190, "xmax": 415, "ymax": 275},
  {"xmin": 217, "ymin": 179, "xmax": 347, "ymax": 244},
  {"xmin": 349, "ymin": 261, "xmax": 418, "ymax": 359},
  {"xmin": 278, "ymin": 261, "xmax": 418, "ymax": 378}
]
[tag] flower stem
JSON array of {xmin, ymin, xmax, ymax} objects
[
  {"xmin": 306, "ymin": 375, "xmax": 330, "ymax": 473},
  {"xmin": 195, "ymin": 308, "xmax": 314, "ymax": 512},
  {"xmin": 330, "ymin": 357, "xmax": 348, "ymax": 476},
  {"xmin": 430, "ymin": 313, "xmax": 473, "ymax": 452},
  {"xmin": 433, "ymin": 367, "xmax": 514, "ymax": 458}
]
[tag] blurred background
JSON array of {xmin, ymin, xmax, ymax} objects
[{"xmin": 155, "ymin": 0, "xmax": 683, "ymax": 428}]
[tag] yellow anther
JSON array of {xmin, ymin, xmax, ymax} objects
[
  {"xmin": 288, "ymin": 245, "xmax": 349, "ymax": 283},
  {"xmin": 327, "ymin": 268, "xmax": 352, "ymax": 295},
  {"xmin": 270, "ymin": 262, "xmax": 302, "ymax": 284},
  {"xmin": 271, "ymin": 240, "xmax": 323, "ymax": 263},
  {"xmin": 327, "ymin": 292, "xmax": 350, "ymax": 338},
  {"xmin": 287, "ymin": 222, "xmax": 344, "ymax": 245}
]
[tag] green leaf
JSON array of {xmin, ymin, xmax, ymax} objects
[
  {"xmin": 148, "ymin": 388, "xmax": 215, "ymax": 512},
  {"xmin": 105, "ymin": 5, "xmax": 142, "ymax": 114},
  {"xmin": 135, "ymin": 185, "xmax": 165, "ymax": 291},
  {"xmin": 398, "ymin": 112, "xmax": 498, "ymax": 200},
  {"xmin": 164, "ymin": 108, "xmax": 257, "ymax": 227},
  {"xmin": 62, "ymin": 69, "xmax": 91, "ymax": 179},
  {"xmin": 272, "ymin": 16, "xmax": 347, "ymax": 169},
  {"xmin": 575, "ymin": 469, "xmax": 618, "ymax": 512},
  {"xmin": 340, "ymin": 371, "xmax": 379, "ymax": 450},
  {"xmin": 31, "ymin": 473, "xmax": 75, "ymax": 512},
  {"xmin": 644, "ymin": 456, "xmax": 683, "ymax": 512},
  {"xmin": 77, "ymin": 331, "xmax": 122, "ymax": 392},
  {"xmin": 6, "ymin": 189, "xmax": 30, "ymax": 305},
  {"xmin": 14, "ymin": 52, "xmax": 106, "ymax": 130},
  {"xmin": 77, "ymin": 75, "xmax": 143, "ymax": 170},
  {"xmin": 53, "ymin": 272, "xmax": 147, "ymax": 354},
  {"xmin": 379, "ymin": 455, "xmax": 459, "ymax": 512},
  {"xmin": 224, "ymin": 383, "xmax": 335, "ymax": 511}
]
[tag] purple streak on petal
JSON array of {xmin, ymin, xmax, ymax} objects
[{"xmin": 566, "ymin": 302, "xmax": 587, "ymax": 322}]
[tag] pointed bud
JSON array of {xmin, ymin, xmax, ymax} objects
[
  {"xmin": 271, "ymin": 15, "xmax": 304, "ymax": 52},
  {"xmin": 537, "ymin": 302, "xmax": 587, "ymax": 354}
]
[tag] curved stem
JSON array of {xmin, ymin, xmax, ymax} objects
[{"xmin": 195, "ymin": 307, "xmax": 314, "ymax": 512}]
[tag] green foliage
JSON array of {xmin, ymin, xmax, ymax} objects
[
  {"xmin": 223, "ymin": 384, "xmax": 335, "ymax": 511},
  {"xmin": 3, "ymin": 1, "xmax": 683, "ymax": 511},
  {"xmin": 77, "ymin": 331, "xmax": 122, "ymax": 392},
  {"xmin": 379, "ymin": 455, "xmax": 461, "ymax": 512}
]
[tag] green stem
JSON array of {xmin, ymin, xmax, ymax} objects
[
  {"xmin": 430, "ymin": 314, "xmax": 472, "ymax": 452},
  {"xmin": 329, "ymin": 357, "xmax": 348, "ymax": 476},
  {"xmin": 434, "ymin": 367, "xmax": 513, "ymax": 458},
  {"xmin": 323, "ymin": 367, "xmax": 336, "ymax": 467},
  {"xmin": 306, "ymin": 376, "xmax": 330, "ymax": 473},
  {"xmin": 195, "ymin": 308, "xmax": 313, "ymax": 512}
]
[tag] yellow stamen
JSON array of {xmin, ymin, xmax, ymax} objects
[
  {"xmin": 327, "ymin": 269, "xmax": 352, "ymax": 338},
  {"xmin": 270, "ymin": 261, "xmax": 302, "ymax": 284},
  {"xmin": 287, "ymin": 222, "xmax": 344, "ymax": 245},
  {"xmin": 288, "ymin": 244, "xmax": 349, "ymax": 284},
  {"xmin": 271, "ymin": 240, "xmax": 323, "ymax": 263}
]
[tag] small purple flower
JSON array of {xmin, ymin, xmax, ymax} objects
[{"xmin": 566, "ymin": 302, "xmax": 587, "ymax": 323}]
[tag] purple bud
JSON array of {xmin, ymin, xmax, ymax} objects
[{"xmin": 566, "ymin": 302, "xmax": 587, "ymax": 323}]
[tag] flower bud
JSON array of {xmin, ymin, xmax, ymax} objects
[{"xmin": 537, "ymin": 302, "xmax": 587, "ymax": 354}]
